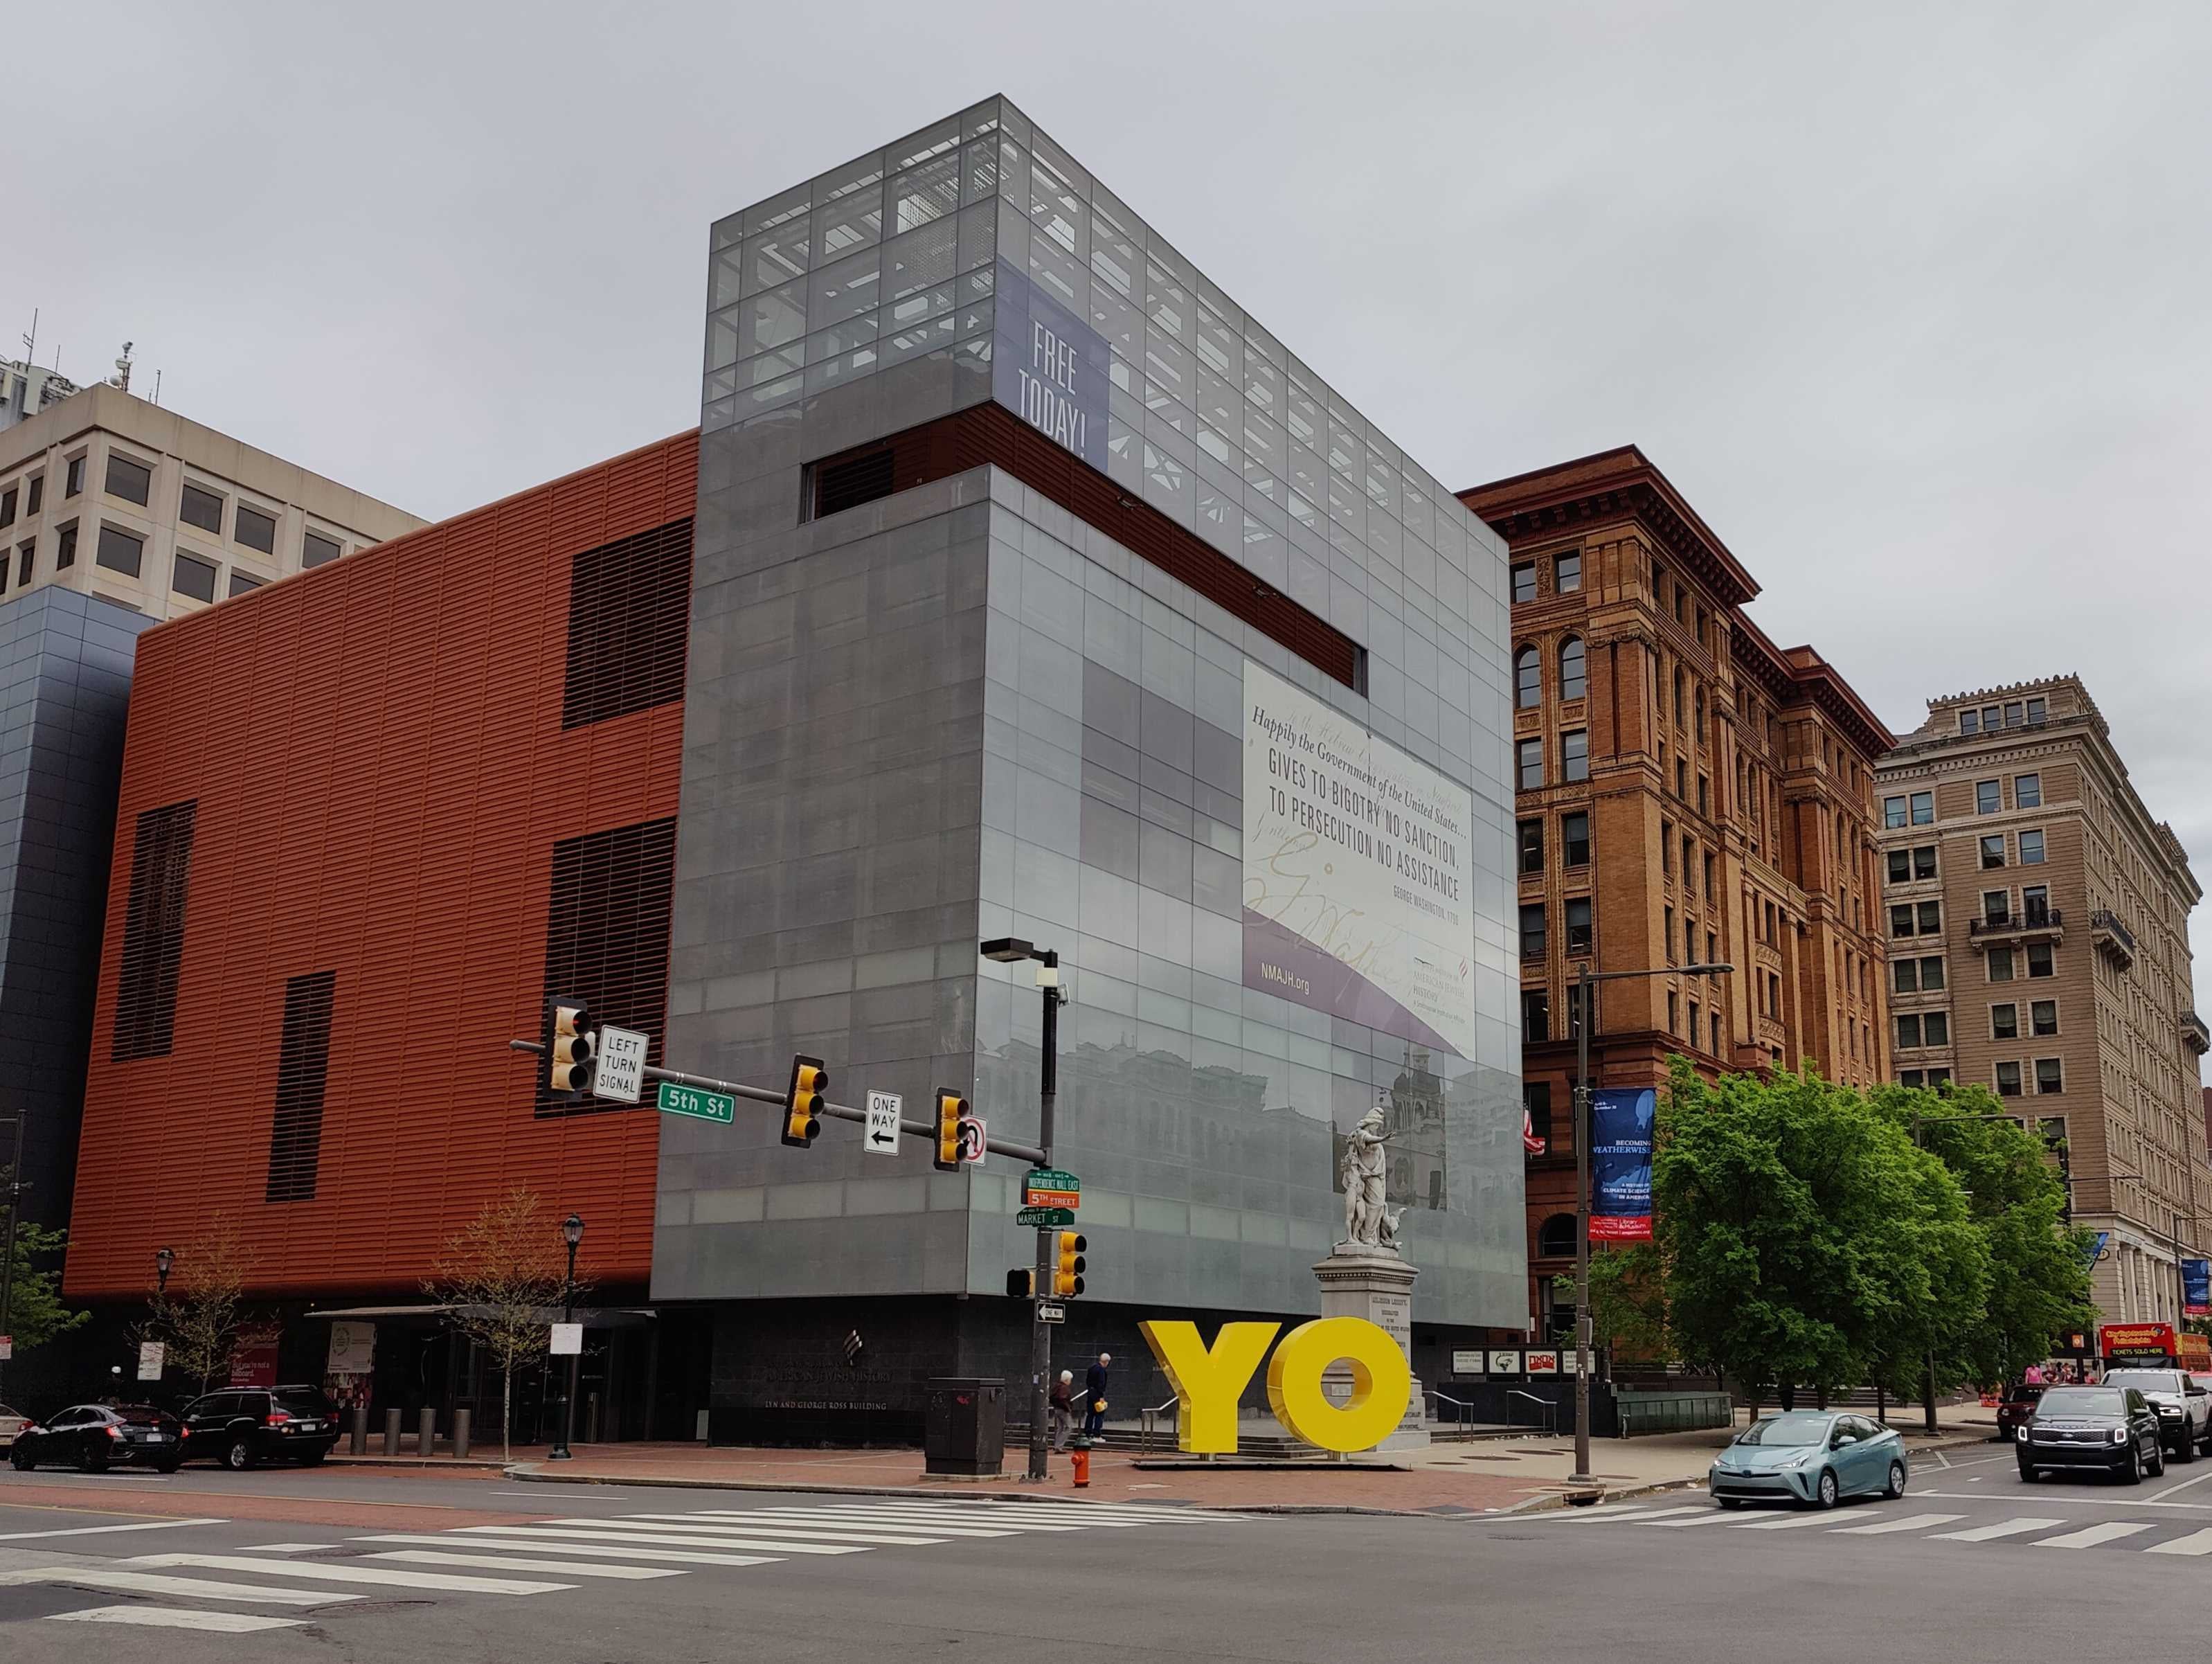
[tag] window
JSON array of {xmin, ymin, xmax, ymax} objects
[
  {"xmin": 1920, "ymin": 956, "xmax": 1945, "ymax": 990},
  {"xmin": 1662, "ymin": 822, "xmax": 1673, "ymax": 873},
  {"xmin": 1983, "ymin": 890, "xmax": 2010, "ymax": 925},
  {"xmin": 1554, "ymin": 549, "xmax": 1581, "ymax": 593},
  {"xmin": 1563, "ymin": 729, "xmax": 1588, "ymax": 783},
  {"xmin": 1891, "ymin": 904, "xmax": 1915, "ymax": 938},
  {"xmin": 1900, "ymin": 1069, "xmax": 1925, "ymax": 1088},
  {"xmin": 1706, "ymin": 929, "xmax": 1718, "ymax": 967},
  {"xmin": 1914, "ymin": 845, "xmax": 1936, "ymax": 879},
  {"xmin": 264, "ymin": 969, "xmax": 336, "ymax": 1203},
  {"xmin": 105, "ymin": 451, "xmax": 152, "ymax": 506},
  {"xmin": 1929, "ymin": 1068, "xmax": 1952, "ymax": 1087},
  {"xmin": 235, "ymin": 502, "xmax": 277, "ymax": 553},
  {"xmin": 1520, "ymin": 904, "xmax": 1547, "ymax": 960},
  {"xmin": 2027, "ymin": 943, "xmax": 2054, "ymax": 978},
  {"xmin": 1673, "ymin": 668, "xmax": 1685, "ymax": 726},
  {"xmin": 228, "ymin": 571, "xmax": 263, "ymax": 598},
  {"xmin": 64, "ymin": 455, "xmax": 84, "ymax": 497},
  {"xmin": 1897, "ymin": 1014, "xmax": 1922, "ymax": 1048},
  {"xmin": 2004, "ymin": 701, "xmax": 2024, "ymax": 728},
  {"xmin": 1884, "ymin": 795, "xmax": 1907, "ymax": 829},
  {"xmin": 1996, "ymin": 1061, "xmax": 2022, "ymax": 1097},
  {"xmin": 1923, "ymin": 1011, "xmax": 1949, "ymax": 1046},
  {"xmin": 1675, "ymin": 758, "xmax": 1688, "ymax": 798},
  {"xmin": 1980, "ymin": 705, "xmax": 1999, "ymax": 731},
  {"xmin": 179, "ymin": 481, "xmax": 224, "ymax": 533},
  {"xmin": 1765, "ymin": 899, "xmax": 1777, "ymax": 941},
  {"xmin": 302, "ymin": 530, "xmax": 342, "ymax": 569},
  {"xmin": 1702, "ymin": 852, "xmax": 1715, "ymax": 895},
  {"xmin": 1916, "ymin": 900, "xmax": 1941, "ymax": 933},
  {"xmin": 1910, "ymin": 791, "xmax": 1933, "ymax": 825},
  {"xmin": 1559, "ymin": 636, "xmax": 1585, "ymax": 700},
  {"xmin": 1682, "ymin": 836, "xmax": 1696, "ymax": 893},
  {"xmin": 1712, "ymin": 1012, "xmax": 1722, "ymax": 1053},
  {"xmin": 1515, "ymin": 646, "xmax": 1540, "ymax": 708},
  {"xmin": 15, "ymin": 542, "xmax": 30, "ymax": 587},
  {"xmin": 1566, "ymin": 898, "xmax": 1592, "ymax": 955},
  {"xmin": 2020, "ymin": 829, "xmax": 2045, "ymax": 865},
  {"xmin": 1522, "ymin": 990, "xmax": 1550, "ymax": 1042},
  {"xmin": 170, "ymin": 551, "xmax": 217, "ymax": 602},
  {"xmin": 1988, "ymin": 947, "xmax": 2015, "ymax": 981},
  {"xmin": 1960, "ymin": 708, "xmax": 1979, "ymax": 735},
  {"xmin": 1993, "ymin": 1002, "xmax": 2018, "ymax": 1039},
  {"xmin": 2026, "ymin": 697, "xmax": 2047, "ymax": 724},
  {"xmin": 1563, "ymin": 812, "xmax": 1590, "ymax": 868},
  {"xmin": 1511, "ymin": 562, "xmax": 1536, "ymax": 603},
  {"xmin": 1537, "ymin": 1211, "xmax": 1576, "ymax": 1258},
  {"xmin": 1888, "ymin": 849, "xmax": 1911, "ymax": 884},
  {"xmin": 0, "ymin": 485, "xmax": 14, "ymax": 527},
  {"xmin": 1664, "ymin": 905, "xmax": 1676, "ymax": 962},
  {"xmin": 1525, "ymin": 1084, "xmax": 1552, "ymax": 1153},
  {"xmin": 1518, "ymin": 820, "xmax": 1544, "ymax": 875},
  {"xmin": 1973, "ymin": 780, "xmax": 1999, "ymax": 814},
  {"xmin": 1667, "ymin": 990, "xmax": 1680, "ymax": 1033},
  {"xmin": 2035, "ymin": 1057, "xmax": 2063, "ymax": 1095},
  {"xmin": 2023, "ymin": 884, "xmax": 2049, "ymax": 921},
  {"xmin": 2015, "ymin": 773, "xmax": 2042, "ymax": 808},
  {"xmin": 1684, "ymin": 913, "xmax": 1696, "ymax": 963},
  {"xmin": 25, "ymin": 474, "xmax": 41, "ymax": 514},
  {"xmin": 112, "ymin": 800, "xmax": 197, "ymax": 1061},
  {"xmin": 1698, "ymin": 774, "xmax": 1709, "ymax": 816},
  {"xmin": 55, "ymin": 522, "xmax": 75, "ymax": 567},
  {"xmin": 94, "ymin": 524, "xmax": 145, "ymax": 577},
  {"xmin": 1517, "ymin": 737, "xmax": 1544, "ymax": 789},
  {"xmin": 1981, "ymin": 834, "xmax": 2006, "ymax": 869},
  {"xmin": 1895, "ymin": 958, "xmax": 1918, "ymax": 994},
  {"xmin": 2031, "ymin": 999, "xmax": 2058, "ymax": 1037},
  {"xmin": 1689, "ymin": 999, "xmax": 1702, "ymax": 1048}
]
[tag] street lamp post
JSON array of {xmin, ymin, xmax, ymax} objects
[
  {"xmin": 1570, "ymin": 959, "xmax": 1731, "ymax": 1486},
  {"xmin": 982, "ymin": 936, "xmax": 1064, "ymax": 1485},
  {"xmin": 0, "ymin": 1112, "xmax": 22, "ymax": 1402},
  {"xmin": 549, "ymin": 1213, "xmax": 584, "ymax": 1461},
  {"xmin": 154, "ymin": 1244, "xmax": 174, "ymax": 1294}
]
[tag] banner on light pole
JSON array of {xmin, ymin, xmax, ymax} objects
[
  {"xmin": 2184, "ymin": 1258, "xmax": 2211, "ymax": 1318},
  {"xmin": 1590, "ymin": 1086, "xmax": 1656, "ymax": 1242}
]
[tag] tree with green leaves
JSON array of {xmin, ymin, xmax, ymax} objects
[{"xmin": 0, "ymin": 1220, "xmax": 89, "ymax": 1358}]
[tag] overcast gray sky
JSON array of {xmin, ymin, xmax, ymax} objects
[{"xmin": 15, "ymin": 2, "xmax": 2210, "ymax": 1066}]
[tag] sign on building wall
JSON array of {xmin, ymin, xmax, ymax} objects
[
  {"xmin": 326, "ymin": 1321, "xmax": 377, "ymax": 1376},
  {"xmin": 991, "ymin": 260, "xmax": 1110, "ymax": 470},
  {"xmin": 1590, "ymin": 1087, "xmax": 1657, "ymax": 1241},
  {"xmin": 1240, "ymin": 661, "xmax": 1477, "ymax": 1061},
  {"xmin": 230, "ymin": 1336, "xmax": 280, "ymax": 1388}
]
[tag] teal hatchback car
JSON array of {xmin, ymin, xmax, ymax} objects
[{"xmin": 1707, "ymin": 1411, "xmax": 1910, "ymax": 1510}]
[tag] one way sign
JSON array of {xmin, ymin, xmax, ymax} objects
[{"xmin": 864, "ymin": 1091, "xmax": 901, "ymax": 1156}]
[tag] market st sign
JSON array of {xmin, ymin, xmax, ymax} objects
[{"xmin": 1138, "ymin": 1317, "xmax": 1411, "ymax": 1454}]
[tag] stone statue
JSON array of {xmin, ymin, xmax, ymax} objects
[{"xmin": 1339, "ymin": 1102, "xmax": 1398, "ymax": 1254}]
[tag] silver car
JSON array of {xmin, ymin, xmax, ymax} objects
[
  {"xmin": 0, "ymin": 1402, "xmax": 26, "ymax": 1447},
  {"xmin": 1709, "ymin": 1411, "xmax": 1911, "ymax": 1510}
]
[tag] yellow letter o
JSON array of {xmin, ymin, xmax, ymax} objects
[{"xmin": 1264, "ymin": 1317, "xmax": 1411, "ymax": 1453}]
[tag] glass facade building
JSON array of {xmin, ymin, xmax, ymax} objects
[{"xmin": 662, "ymin": 96, "xmax": 1521, "ymax": 1431}]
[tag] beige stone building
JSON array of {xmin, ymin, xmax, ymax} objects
[
  {"xmin": 0, "ymin": 383, "xmax": 423, "ymax": 620},
  {"xmin": 1877, "ymin": 677, "xmax": 2210, "ymax": 1329}
]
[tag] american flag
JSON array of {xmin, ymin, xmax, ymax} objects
[{"xmin": 1522, "ymin": 1107, "xmax": 1547, "ymax": 1155}]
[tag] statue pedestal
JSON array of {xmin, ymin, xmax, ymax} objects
[{"xmin": 1313, "ymin": 1247, "xmax": 1430, "ymax": 1452}]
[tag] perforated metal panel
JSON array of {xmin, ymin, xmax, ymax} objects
[
  {"xmin": 536, "ymin": 816, "xmax": 676, "ymax": 1120},
  {"xmin": 561, "ymin": 518, "xmax": 692, "ymax": 731},
  {"xmin": 264, "ymin": 970, "xmax": 336, "ymax": 1202},
  {"xmin": 111, "ymin": 799, "xmax": 195, "ymax": 1062}
]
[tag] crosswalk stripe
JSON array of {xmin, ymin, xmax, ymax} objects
[
  {"xmin": 354, "ymin": 1533, "xmax": 777, "ymax": 1568},
  {"xmin": 818, "ymin": 1502, "xmax": 1185, "ymax": 1523},
  {"xmin": 129, "ymin": 1553, "xmax": 575, "ymax": 1595},
  {"xmin": 559, "ymin": 1517, "xmax": 945, "ymax": 1546},
  {"xmin": 1929, "ymin": 1517, "xmax": 2067, "ymax": 1543},
  {"xmin": 368, "ymin": 1550, "xmax": 685, "ymax": 1580},
  {"xmin": 1729, "ymin": 1512, "xmax": 1842, "ymax": 1530},
  {"xmin": 453, "ymin": 1525, "xmax": 867, "ymax": 1556},
  {"xmin": 2144, "ymin": 1528, "xmax": 2212, "ymax": 1556},
  {"xmin": 1829, "ymin": 1513, "xmax": 1964, "ymax": 1536},
  {"xmin": 47, "ymin": 1605, "xmax": 307, "ymax": 1633},
  {"xmin": 751, "ymin": 1509, "xmax": 1083, "ymax": 1533},
  {"xmin": 1579, "ymin": 1505, "xmax": 1711, "ymax": 1524},
  {"xmin": 1646, "ymin": 1509, "xmax": 1747, "ymax": 1528},
  {"xmin": 2035, "ymin": 1521, "xmax": 2155, "ymax": 1549},
  {"xmin": 0, "ymin": 1568, "xmax": 359, "ymax": 1606},
  {"xmin": 777, "ymin": 1506, "xmax": 1126, "ymax": 1529},
  {"xmin": 683, "ymin": 1512, "xmax": 1023, "ymax": 1538},
  {"xmin": 1543, "ymin": 1505, "xmax": 1653, "ymax": 1521},
  {"xmin": 0, "ymin": 1517, "xmax": 227, "ymax": 1543}
]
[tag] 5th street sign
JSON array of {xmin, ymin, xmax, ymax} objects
[
  {"xmin": 1022, "ymin": 1168, "xmax": 1080, "ymax": 1209},
  {"xmin": 657, "ymin": 1081, "xmax": 735, "ymax": 1123}
]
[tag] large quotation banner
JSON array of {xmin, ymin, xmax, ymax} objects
[
  {"xmin": 1590, "ymin": 1087, "xmax": 1657, "ymax": 1242},
  {"xmin": 1241, "ymin": 662, "xmax": 1476, "ymax": 1061}
]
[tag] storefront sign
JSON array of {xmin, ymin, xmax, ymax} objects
[
  {"xmin": 2101, "ymin": 1322, "xmax": 2177, "ymax": 1361},
  {"xmin": 1590, "ymin": 1087, "xmax": 1656, "ymax": 1241},
  {"xmin": 326, "ymin": 1321, "xmax": 377, "ymax": 1377},
  {"xmin": 1139, "ymin": 1317, "xmax": 1412, "ymax": 1454},
  {"xmin": 1526, "ymin": 1350, "xmax": 1561, "ymax": 1375},
  {"xmin": 992, "ymin": 260, "xmax": 1109, "ymax": 469},
  {"xmin": 1449, "ymin": 1349, "xmax": 1484, "ymax": 1375},
  {"xmin": 1487, "ymin": 1350, "xmax": 1522, "ymax": 1377},
  {"xmin": 2184, "ymin": 1259, "xmax": 2211, "ymax": 1318},
  {"xmin": 230, "ymin": 1336, "xmax": 280, "ymax": 1387},
  {"xmin": 136, "ymin": 1341, "xmax": 165, "ymax": 1381}
]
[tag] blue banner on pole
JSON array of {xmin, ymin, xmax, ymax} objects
[
  {"xmin": 1589, "ymin": 1087, "xmax": 1656, "ymax": 1242},
  {"xmin": 2184, "ymin": 1259, "xmax": 2210, "ymax": 1318}
]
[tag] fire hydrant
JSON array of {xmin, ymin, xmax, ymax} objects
[{"xmin": 1070, "ymin": 1434, "xmax": 1092, "ymax": 1488}]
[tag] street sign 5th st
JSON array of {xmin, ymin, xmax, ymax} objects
[
  {"xmin": 657, "ymin": 1081, "xmax": 735, "ymax": 1123},
  {"xmin": 1023, "ymin": 1167, "xmax": 1080, "ymax": 1209}
]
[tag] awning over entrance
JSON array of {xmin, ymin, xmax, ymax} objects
[{"xmin": 303, "ymin": 1303, "xmax": 659, "ymax": 1329}]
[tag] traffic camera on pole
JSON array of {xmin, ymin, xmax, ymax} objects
[
  {"xmin": 543, "ymin": 998, "xmax": 595, "ymax": 1100},
  {"xmin": 1054, "ymin": 1230, "xmax": 1087, "ymax": 1297},
  {"xmin": 782, "ymin": 1056, "xmax": 827, "ymax": 1147},
  {"xmin": 933, "ymin": 1089, "xmax": 969, "ymax": 1172}
]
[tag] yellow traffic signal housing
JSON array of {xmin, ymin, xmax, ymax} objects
[
  {"xmin": 933, "ymin": 1088, "xmax": 969, "ymax": 1172},
  {"xmin": 783, "ymin": 1055, "xmax": 827, "ymax": 1147},
  {"xmin": 545, "ymin": 998, "xmax": 595, "ymax": 1098},
  {"xmin": 1054, "ymin": 1230, "xmax": 1087, "ymax": 1297}
]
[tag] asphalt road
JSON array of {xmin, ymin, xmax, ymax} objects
[{"xmin": 3, "ymin": 1444, "xmax": 2209, "ymax": 1661}]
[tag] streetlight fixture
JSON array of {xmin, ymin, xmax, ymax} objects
[
  {"xmin": 549, "ymin": 1213, "xmax": 584, "ymax": 1461},
  {"xmin": 154, "ymin": 1244, "xmax": 174, "ymax": 1294},
  {"xmin": 1568, "ymin": 959, "xmax": 1732, "ymax": 1486},
  {"xmin": 980, "ymin": 936, "xmax": 1064, "ymax": 1484}
]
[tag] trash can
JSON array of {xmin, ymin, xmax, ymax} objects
[{"xmin": 924, "ymin": 1377, "xmax": 1005, "ymax": 1476}]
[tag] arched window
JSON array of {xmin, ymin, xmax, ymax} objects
[
  {"xmin": 1516, "ymin": 645, "xmax": 1541, "ymax": 708},
  {"xmin": 1558, "ymin": 636, "xmax": 1586, "ymax": 702},
  {"xmin": 1538, "ymin": 1213, "xmax": 1578, "ymax": 1258}
]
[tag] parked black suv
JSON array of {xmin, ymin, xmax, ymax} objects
[
  {"xmin": 179, "ymin": 1385, "xmax": 341, "ymax": 1469},
  {"xmin": 2017, "ymin": 1384, "xmax": 2165, "ymax": 1483}
]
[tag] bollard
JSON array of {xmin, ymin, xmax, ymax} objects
[
  {"xmin": 349, "ymin": 1406, "xmax": 368, "ymax": 1456},
  {"xmin": 452, "ymin": 1408, "xmax": 470, "ymax": 1461},
  {"xmin": 383, "ymin": 1408, "xmax": 402, "ymax": 1456},
  {"xmin": 417, "ymin": 1406, "xmax": 436, "ymax": 1459},
  {"xmin": 586, "ymin": 1390, "xmax": 600, "ymax": 1446}
]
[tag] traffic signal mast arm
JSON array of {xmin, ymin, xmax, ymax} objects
[{"xmin": 505, "ymin": 1039, "xmax": 1049, "ymax": 1166}]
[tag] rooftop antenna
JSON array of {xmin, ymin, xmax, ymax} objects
[
  {"xmin": 19, "ymin": 307, "xmax": 35, "ymax": 367},
  {"xmin": 110, "ymin": 341, "xmax": 134, "ymax": 393},
  {"xmin": 152, "ymin": 368, "xmax": 161, "ymax": 406}
]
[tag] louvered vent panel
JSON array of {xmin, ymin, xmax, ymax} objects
[
  {"xmin": 561, "ymin": 518, "xmax": 693, "ymax": 730},
  {"xmin": 813, "ymin": 447, "xmax": 897, "ymax": 518},
  {"xmin": 536, "ymin": 816, "xmax": 676, "ymax": 1119},
  {"xmin": 264, "ymin": 970, "xmax": 336, "ymax": 1202},
  {"xmin": 111, "ymin": 799, "xmax": 197, "ymax": 1061}
]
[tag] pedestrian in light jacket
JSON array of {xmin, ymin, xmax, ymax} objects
[
  {"xmin": 1050, "ymin": 1370, "xmax": 1074, "ymax": 1451},
  {"xmin": 1084, "ymin": 1352, "xmax": 1111, "ymax": 1438}
]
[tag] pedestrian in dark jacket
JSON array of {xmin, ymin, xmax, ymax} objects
[
  {"xmin": 1084, "ymin": 1352, "xmax": 1111, "ymax": 1438},
  {"xmin": 1050, "ymin": 1370, "xmax": 1074, "ymax": 1451}
]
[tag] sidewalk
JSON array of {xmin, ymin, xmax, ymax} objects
[{"xmin": 332, "ymin": 1401, "xmax": 2002, "ymax": 1515}]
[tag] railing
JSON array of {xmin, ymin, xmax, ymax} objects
[
  {"xmin": 1968, "ymin": 906, "xmax": 2062, "ymax": 939},
  {"xmin": 1428, "ymin": 1388, "xmax": 1480, "ymax": 1435},
  {"xmin": 1506, "ymin": 1390, "xmax": 1558, "ymax": 1438},
  {"xmin": 1137, "ymin": 1397, "xmax": 1179, "ymax": 1453},
  {"xmin": 2092, "ymin": 909, "xmax": 2138, "ymax": 955}
]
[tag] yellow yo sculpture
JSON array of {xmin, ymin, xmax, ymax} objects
[{"xmin": 1136, "ymin": 1316, "xmax": 1412, "ymax": 1455}]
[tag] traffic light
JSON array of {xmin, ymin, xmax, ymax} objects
[
  {"xmin": 1006, "ymin": 1267, "xmax": 1034, "ymax": 1299},
  {"xmin": 543, "ymin": 997, "xmax": 595, "ymax": 1099},
  {"xmin": 1053, "ymin": 1230, "xmax": 1087, "ymax": 1297},
  {"xmin": 783, "ymin": 1055, "xmax": 827, "ymax": 1147},
  {"xmin": 933, "ymin": 1088, "xmax": 969, "ymax": 1172}
]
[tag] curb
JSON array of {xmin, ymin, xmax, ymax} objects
[
  {"xmin": 1491, "ymin": 1430, "xmax": 1999, "ymax": 1517},
  {"xmin": 325, "ymin": 1454, "xmax": 506, "ymax": 1471}
]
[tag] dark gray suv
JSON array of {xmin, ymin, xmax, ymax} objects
[{"xmin": 179, "ymin": 1385, "xmax": 341, "ymax": 1469}]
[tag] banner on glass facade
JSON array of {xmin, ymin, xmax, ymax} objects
[
  {"xmin": 1590, "ymin": 1087, "xmax": 1657, "ymax": 1242},
  {"xmin": 991, "ymin": 258, "xmax": 1110, "ymax": 469},
  {"xmin": 2185, "ymin": 1260, "xmax": 2211, "ymax": 1318},
  {"xmin": 1240, "ymin": 661, "xmax": 1476, "ymax": 1060}
]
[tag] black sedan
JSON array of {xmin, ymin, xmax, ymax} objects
[
  {"xmin": 8, "ymin": 1403, "xmax": 185, "ymax": 1473},
  {"xmin": 2017, "ymin": 1384, "xmax": 2165, "ymax": 1483}
]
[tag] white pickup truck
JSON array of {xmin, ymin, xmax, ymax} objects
[{"xmin": 2103, "ymin": 1368, "xmax": 2212, "ymax": 1459}]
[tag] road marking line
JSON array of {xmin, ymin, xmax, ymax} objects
[
  {"xmin": 369, "ymin": 1550, "xmax": 685, "ymax": 1580},
  {"xmin": 781, "ymin": 1506, "xmax": 1127, "ymax": 1528},
  {"xmin": 1829, "ymin": 1512, "xmax": 1965, "ymax": 1536},
  {"xmin": 1919, "ymin": 1489, "xmax": 2212, "ymax": 1513},
  {"xmin": 234, "ymin": 1543, "xmax": 333, "ymax": 1553},
  {"xmin": 753, "ymin": 1509, "xmax": 1083, "ymax": 1533},
  {"xmin": 0, "ymin": 1517, "xmax": 226, "ymax": 1542},
  {"xmin": 1729, "ymin": 1512, "xmax": 1844, "ymax": 1530},
  {"xmin": 2147, "ymin": 1465, "xmax": 2212, "ymax": 1503},
  {"xmin": 563, "ymin": 1517, "xmax": 944, "ymax": 1546},
  {"xmin": 354, "ymin": 1532, "xmax": 776, "ymax": 1568},
  {"xmin": 453, "ymin": 1524, "xmax": 867, "ymax": 1556},
  {"xmin": 46, "ymin": 1605, "xmax": 307, "ymax": 1633},
  {"xmin": 2143, "ymin": 1528, "xmax": 2212, "ymax": 1555},
  {"xmin": 687, "ymin": 1512, "xmax": 1022, "ymax": 1537},
  {"xmin": 1576, "ymin": 1505, "xmax": 1709, "ymax": 1524},
  {"xmin": 2034, "ymin": 1521, "xmax": 2155, "ymax": 1548},
  {"xmin": 1928, "ymin": 1517, "xmax": 2067, "ymax": 1542},
  {"xmin": 128, "ymin": 1552, "xmax": 575, "ymax": 1595},
  {"xmin": 0, "ymin": 1568, "xmax": 358, "ymax": 1606},
  {"xmin": 1646, "ymin": 1510, "xmax": 1749, "ymax": 1528},
  {"xmin": 823, "ymin": 1501, "xmax": 1198, "ymax": 1521}
]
